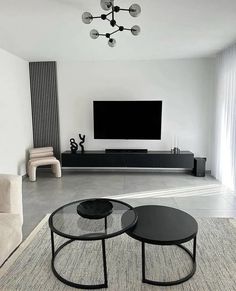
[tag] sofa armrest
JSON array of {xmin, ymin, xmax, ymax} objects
[{"xmin": 0, "ymin": 174, "xmax": 23, "ymax": 224}]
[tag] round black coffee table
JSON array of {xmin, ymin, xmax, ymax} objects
[
  {"xmin": 49, "ymin": 198, "xmax": 137, "ymax": 289},
  {"xmin": 122, "ymin": 205, "xmax": 198, "ymax": 286}
]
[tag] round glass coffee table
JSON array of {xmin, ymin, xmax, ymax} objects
[{"xmin": 48, "ymin": 198, "xmax": 137, "ymax": 289}]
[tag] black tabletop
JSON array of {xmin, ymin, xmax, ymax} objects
[{"xmin": 122, "ymin": 205, "xmax": 198, "ymax": 245}]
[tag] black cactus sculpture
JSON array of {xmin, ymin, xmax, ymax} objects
[
  {"xmin": 70, "ymin": 138, "xmax": 78, "ymax": 154},
  {"xmin": 79, "ymin": 134, "xmax": 86, "ymax": 153}
]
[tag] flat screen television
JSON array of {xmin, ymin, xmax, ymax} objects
[{"xmin": 93, "ymin": 101, "xmax": 162, "ymax": 139}]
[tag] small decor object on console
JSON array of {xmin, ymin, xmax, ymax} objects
[
  {"xmin": 79, "ymin": 134, "xmax": 86, "ymax": 153},
  {"xmin": 70, "ymin": 138, "xmax": 78, "ymax": 154},
  {"xmin": 77, "ymin": 199, "xmax": 113, "ymax": 219},
  {"xmin": 82, "ymin": 0, "xmax": 141, "ymax": 47},
  {"xmin": 171, "ymin": 147, "xmax": 181, "ymax": 154},
  {"xmin": 171, "ymin": 135, "xmax": 180, "ymax": 154}
]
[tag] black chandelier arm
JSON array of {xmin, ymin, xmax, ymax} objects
[
  {"xmin": 119, "ymin": 8, "xmax": 130, "ymax": 12},
  {"xmin": 110, "ymin": 29, "xmax": 120, "ymax": 35},
  {"xmin": 92, "ymin": 7, "xmax": 137, "ymax": 21},
  {"xmin": 91, "ymin": 14, "xmax": 112, "ymax": 20},
  {"xmin": 98, "ymin": 26, "xmax": 134, "ymax": 38},
  {"xmin": 91, "ymin": 9, "xmax": 116, "ymax": 22},
  {"xmin": 106, "ymin": 19, "xmax": 119, "ymax": 29},
  {"xmin": 107, "ymin": 18, "xmax": 119, "ymax": 29},
  {"xmin": 111, "ymin": 2, "xmax": 115, "ymax": 21},
  {"xmin": 105, "ymin": 17, "xmax": 118, "ymax": 27},
  {"xmin": 106, "ymin": 18, "xmax": 123, "ymax": 30},
  {"xmin": 106, "ymin": 11, "xmax": 113, "ymax": 17},
  {"xmin": 92, "ymin": 16, "xmax": 102, "ymax": 19}
]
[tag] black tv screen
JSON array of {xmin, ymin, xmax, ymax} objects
[{"xmin": 93, "ymin": 101, "xmax": 162, "ymax": 139}]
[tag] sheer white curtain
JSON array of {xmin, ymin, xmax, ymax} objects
[{"xmin": 212, "ymin": 43, "xmax": 236, "ymax": 190}]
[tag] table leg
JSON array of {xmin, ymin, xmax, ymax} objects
[
  {"xmin": 104, "ymin": 216, "xmax": 108, "ymax": 233},
  {"xmin": 193, "ymin": 236, "xmax": 197, "ymax": 263},
  {"xmin": 51, "ymin": 238, "xmax": 109, "ymax": 289},
  {"xmin": 50, "ymin": 230, "xmax": 55, "ymax": 258},
  {"xmin": 102, "ymin": 239, "xmax": 108, "ymax": 287},
  {"xmin": 141, "ymin": 237, "xmax": 197, "ymax": 286},
  {"xmin": 142, "ymin": 242, "xmax": 146, "ymax": 282}
]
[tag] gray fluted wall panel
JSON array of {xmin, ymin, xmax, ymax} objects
[{"xmin": 29, "ymin": 62, "xmax": 61, "ymax": 160}]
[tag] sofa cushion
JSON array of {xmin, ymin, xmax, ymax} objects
[
  {"xmin": 0, "ymin": 174, "xmax": 23, "ymax": 224},
  {"xmin": 0, "ymin": 213, "xmax": 22, "ymax": 266}
]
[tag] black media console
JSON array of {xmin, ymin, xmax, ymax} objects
[{"xmin": 62, "ymin": 151, "xmax": 194, "ymax": 169}]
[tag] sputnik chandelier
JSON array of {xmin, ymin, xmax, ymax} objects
[{"xmin": 82, "ymin": 0, "xmax": 141, "ymax": 47}]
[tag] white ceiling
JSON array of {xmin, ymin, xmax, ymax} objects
[{"xmin": 0, "ymin": 0, "xmax": 236, "ymax": 61}]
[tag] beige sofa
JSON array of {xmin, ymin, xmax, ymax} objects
[{"xmin": 0, "ymin": 174, "xmax": 23, "ymax": 266}]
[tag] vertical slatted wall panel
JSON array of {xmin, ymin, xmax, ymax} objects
[{"xmin": 29, "ymin": 62, "xmax": 61, "ymax": 160}]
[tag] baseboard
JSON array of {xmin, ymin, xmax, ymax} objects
[
  {"xmin": 62, "ymin": 167, "xmax": 193, "ymax": 173},
  {"xmin": 34, "ymin": 167, "xmax": 212, "ymax": 175},
  {"xmin": 62, "ymin": 168, "xmax": 212, "ymax": 175}
]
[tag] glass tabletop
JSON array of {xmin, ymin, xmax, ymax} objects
[{"xmin": 49, "ymin": 198, "xmax": 137, "ymax": 240}]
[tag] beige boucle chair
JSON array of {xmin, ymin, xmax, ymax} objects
[{"xmin": 28, "ymin": 147, "xmax": 61, "ymax": 182}]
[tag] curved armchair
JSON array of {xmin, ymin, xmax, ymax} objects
[{"xmin": 27, "ymin": 147, "xmax": 61, "ymax": 182}]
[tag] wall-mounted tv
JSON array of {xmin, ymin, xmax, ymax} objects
[{"xmin": 93, "ymin": 101, "xmax": 162, "ymax": 140}]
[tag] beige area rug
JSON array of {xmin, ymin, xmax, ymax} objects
[{"xmin": 1, "ymin": 216, "xmax": 236, "ymax": 291}]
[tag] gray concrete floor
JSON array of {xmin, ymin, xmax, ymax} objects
[{"xmin": 22, "ymin": 171, "xmax": 236, "ymax": 239}]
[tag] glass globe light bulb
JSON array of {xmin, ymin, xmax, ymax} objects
[
  {"xmin": 82, "ymin": 12, "xmax": 93, "ymax": 24},
  {"xmin": 131, "ymin": 25, "xmax": 141, "ymax": 36},
  {"xmin": 129, "ymin": 4, "xmax": 141, "ymax": 17},
  {"xmin": 108, "ymin": 38, "xmax": 116, "ymax": 47},
  {"xmin": 90, "ymin": 29, "xmax": 99, "ymax": 39},
  {"xmin": 100, "ymin": 0, "xmax": 114, "ymax": 11}
]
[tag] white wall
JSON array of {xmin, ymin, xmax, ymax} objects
[
  {"xmin": 0, "ymin": 48, "xmax": 33, "ymax": 175},
  {"xmin": 57, "ymin": 58, "xmax": 215, "ymax": 170}
]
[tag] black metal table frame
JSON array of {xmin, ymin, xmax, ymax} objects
[
  {"xmin": 49, "ymin": 199, "xmax": 137, "ymax": 289},
  {"xmin": 50, "ymin": 230, "xmax": 108, "ymax": 289},
  {"xmin": 141, "ymin": 235, "xmax": 197, "ymax": 286}
]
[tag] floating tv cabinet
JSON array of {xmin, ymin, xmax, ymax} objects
[{"xmin": 61, "ymin": 151, "xmax": 194, "ymax": 169}]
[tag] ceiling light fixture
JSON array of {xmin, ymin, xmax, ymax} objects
[{"xmin": 82, "ymin": 0, "xmax": 141, "ymax": 48}]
